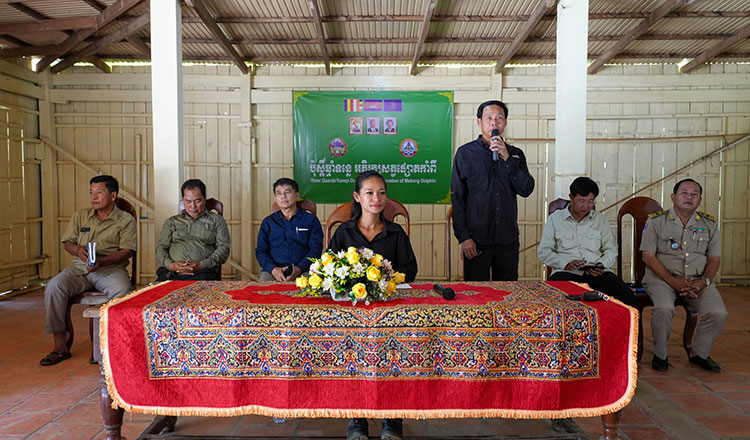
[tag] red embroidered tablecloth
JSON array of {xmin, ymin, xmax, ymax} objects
[{"xmin": 100, "ymin": 280, "xmax": 637, "ymax": 419}]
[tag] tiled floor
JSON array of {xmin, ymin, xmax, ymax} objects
[{"xmin": 1, "ymin": 285, "xmax": 748, "ymax": 439}]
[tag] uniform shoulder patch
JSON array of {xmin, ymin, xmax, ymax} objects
[
  {"xmin": 648, "ymin": 210, "xmax": 668, "ymax": 219},
  {"xmin": 697, "ymin": 211, "xmax": 717, "ymax": 222}
]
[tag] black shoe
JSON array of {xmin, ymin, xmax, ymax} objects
[
  {"xmin": 381, "ymin": 418, "xmax": 403, "ymax": 440},
  {"xmin": 347, "ymin": 418, "xmax": 368, "ymax": 440},
  {"xmin": 689, "ymin": 355, "xmax": 721, "ymax": 372},
  {"xmin": 651, "ymin": 355, "xmax": 668, "ymax": 371}
]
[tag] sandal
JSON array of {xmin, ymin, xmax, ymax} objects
[{"xmin": 40, "ymin": 350, "xmax": 71, "ymax": 366}]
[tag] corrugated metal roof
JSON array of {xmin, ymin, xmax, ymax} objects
[{"xmin": 0, "ymin": 0, "xmax": 748, "ymax": 71}]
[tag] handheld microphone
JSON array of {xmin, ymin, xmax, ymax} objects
[
  {"xmin": 491, "ymin": 129, "xmax": 500, "ymax": 161},
  {"xmin": 433, "ymin": 284, "xmax": 456, "ymax": 300}
]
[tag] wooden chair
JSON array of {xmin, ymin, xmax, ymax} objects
[
  {"xmin": 66, "ymin": 197, "xmax": 137, "ymax": 360},
  {"xmin": 271, "ymin": 199, "xmax": 317, "ymax": 216},
  {"xmin": 543, "ymin": 198, "xmax": 570, "ymax": 279},
  {"xmin": 178, "ymin": 197, "xmax": 224, "ymax": 216},
  {"xmin": 324, "ymin": 199, "xmax": 409, "ymax": 249},
  {"xmin": 616, "ymin": 196, "xmax": 698, "ymax": 362}
]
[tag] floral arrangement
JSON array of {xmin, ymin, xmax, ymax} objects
[{"xmin": 296, "ymin": 247, "xmax": 406, "ymax": 305}]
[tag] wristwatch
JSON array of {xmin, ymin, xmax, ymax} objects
[{"xmin": 704, "ymin": 277, "xmax": 711, "ymax": 286}]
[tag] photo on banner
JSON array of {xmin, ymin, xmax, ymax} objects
[{"xmin": 293, "ymin": 91, "xmax": 454, "ymax": 204}]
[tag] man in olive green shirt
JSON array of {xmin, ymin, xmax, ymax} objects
[
  {"xmin": 41, "ymin": 175, "xmax": 136, "ymax": 366},
  {"xmin": 641, "ymin": 178, "xmax": 726, "ymax": 372},
  {"xmin": 155, "ymin": 179, "xmax": 230, "ymax": 281}
]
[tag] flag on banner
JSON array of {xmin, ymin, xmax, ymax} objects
[
  {"xmin": 345, "ymin": 99, "xmax": 363, "ymax": 112},
  {"xmin": 384, "ymin": 99, "xmax": 402, "ymax": 112},
  {"xmin": 364, "ymin": 100, "xmax": 383, "ymax": 111}
]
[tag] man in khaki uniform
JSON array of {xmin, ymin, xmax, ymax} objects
[
  {"xmin": 41, "ymin": 175, "xmax": 136, "ymax": 366},
  {"xmin": 641, "ymin": 178, "xmax": 726, "ymax": 372},
  {"xmin": 155, "ymin": 179, "xmax": 230, "ymax": 281}
]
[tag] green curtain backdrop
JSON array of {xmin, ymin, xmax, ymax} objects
[{"xmin": 293, "ymin": 91, "xmax": 453, "ymax": 204}]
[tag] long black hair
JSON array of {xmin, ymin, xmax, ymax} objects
[{"xmin": 350, "ymin": 170, "xmax": 387, "ymax": 221}]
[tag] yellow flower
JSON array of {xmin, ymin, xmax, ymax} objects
[
  {"xmin": 352, "ymin": 283, "xmax": 367, "ymax": 299},
  {"xmin": 366, "ymin": 265, "xmax": 381, "ymax": 281},
  {"xmin": 347, "ymin": 246, "xmax": 358, "ymax": 254},
  {"xmin": 394, "ymin": 272, "xmax": 405, "ymax": 284},
  {"xmin": 321, "ymin": 253, "xmax": 334, "ymax": 265},
  {"xmin": 370, "ymin": 254, "xmax": 383, "ymax": 267},
  {"xmin": 386, "ymin": 281, "xmax": 397, "ymax": 293},
  {"xmin": 309, "ymin": 274, "xmax": 322, "ymax": 288},
  {"xmin": 296, "ymin": 276, "xmax": 308, "ymax": 289},
  {"xmin": 346, "ymin": 250, "xmax": 360, "ymax": 265}
]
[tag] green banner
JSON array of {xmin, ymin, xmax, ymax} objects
[{"xmin": 293, "ymin": 91, "xmax": 453, "ymax": 204}]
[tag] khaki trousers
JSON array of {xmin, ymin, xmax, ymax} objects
[
  {"xmin": 644, "ymin": 277, "xmax": 727, "ymax": 359},
  {"xmin": 44, "ymin": 267, "xmax": 131, "ymax": 334}
]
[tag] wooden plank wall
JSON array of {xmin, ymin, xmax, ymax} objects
[
  {"xmin": 0, "ymin": 61, "xmax": 43, "ymax": 291},
  {"xmin": 41, "ymin": 62, "xmax": 750, "ymax": 283}
]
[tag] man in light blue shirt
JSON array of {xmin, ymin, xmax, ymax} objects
[
  {"xmin": 538, "ymin": 177, "xmax": 635, "ymax": 305},
  {"xmin": 255, "ymin": 178, "xmax": 323, "ymax": 281}
]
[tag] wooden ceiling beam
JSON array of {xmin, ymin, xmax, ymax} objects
[
  {"xmin": 191, "ymin": 0, "xmax": 248, "ymax": 74},
  {"xmin": 81, "ymin": 0, "xmax": 106, "ymax": 12},
  {"xmin": 1, "ymin": 17, "xmax": 97, "ymax": 34},
  {"xmin": 0, "ymin": 44, "xmax": 59, "ymax": 58},
  {"xmin": 84, "ymin": 55, "xmax": 111, "ymax": 73},
  {"xmin": 307, "ymin": 0, "xmax": 330, "ymax": 75},
  {"xmin": 588, "ymin": 0, "xmax": 688, "ymax": 74},
  {"xmin": 125, "ymin": 35, "xmax": 150, "ymax": 58},
  {"xmin": 179, "ymin": 11, "xmax": 750, "ymax": 24},
  {"xmin": 681, "ymin": 24, "xmax": 750, "ymax": 73},
  {"xmin": 495, "ymin": 0, "xmax": 554, "ymax": 73},
  {"xmin": 35, "ymin": 0, "xmax": 144, "ymax": 72},
  {"xmin": 50, "ymin": 13, "xmax": 149, "ymax": 73},
  {"xmin": 410, "ymin": 0, "xmax": 438, "ymax": 75}
]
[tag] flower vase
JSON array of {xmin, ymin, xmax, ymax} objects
[{"xmin": 329, "ymin": 289, "xmax": 349, "ymax": 302}]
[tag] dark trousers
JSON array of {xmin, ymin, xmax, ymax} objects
[
  {"xmin": 463, "ymin": 240, "xmax": 519, "ymax": 281},
  {"xmin": 155, "ymin": 266, "xmax": 221, "ymax": 282},
  {"xmin": 548, "ymin": 270, "xmax": 636, "ymax": 306}
]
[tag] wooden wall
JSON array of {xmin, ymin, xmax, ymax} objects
[
  {"xmin": 1, "ymin": 60, "xmax": 748, "ymax": 285},
  {"xmin": 0, "ymin": 60, "xmax": 43, "ymax": 291}
]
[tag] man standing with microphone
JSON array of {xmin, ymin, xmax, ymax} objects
[{"xmin": 450, "ymin": 100, "xmax": 535, "ymax": 281}]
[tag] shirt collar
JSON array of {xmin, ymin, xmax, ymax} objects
[
  {"xmin": 181, "ymin": 208, "xmax": 209, "ymax": 220},
  {"xmin": 563, "ymin": 205, "xmax": 594, "ymax": 221},
  {"xmin": 88, "ymin": 205, "xmax": 121, "ymax": 221}
]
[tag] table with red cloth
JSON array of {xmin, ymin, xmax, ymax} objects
[{"xmin": 99, "ymin": 280, "xmax": 636, "ymax": 436}]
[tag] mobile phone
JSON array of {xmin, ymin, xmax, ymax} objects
[
  {"xmin": 283, "ymin": 265, "xmax": 294, "ymax": 278},
  {"xmin": 580, "ymin": 264, "xmax": 603, "ymax": 271}
]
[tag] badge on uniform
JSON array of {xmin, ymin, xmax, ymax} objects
[
  {"xmin": 669, "ymin": 238, "xmax": 679, "ymax": 250},
  {"xmin": 80, "ymin": 227, "xmax": 91, "ymax": 232}
]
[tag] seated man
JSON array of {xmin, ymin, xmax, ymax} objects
[
  {"xmin": 155, "ymin": 179, "xmax": 230, "ymax": 281},
  {"xmin": 641, "ymin": 178, "xmax": 726, "ymax": 372},
  {"xmin": 538, "ymin": 176, "xmax": 635, "ymax": 306},
  {"xmin": 41, "ymin": 175, "xmax": 136, "ymax": 366},
  {"xmin": 256, "ymin": 178, "xmax": 323, "ymax": 281}
]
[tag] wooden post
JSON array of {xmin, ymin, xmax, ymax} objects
[
  {"xmin": 240, "ymin": 69, "xmax": 255, "ymax": 280},
  {"xmin": 38, "ymin": 70, "xmax": 60, "ymax": 277}
]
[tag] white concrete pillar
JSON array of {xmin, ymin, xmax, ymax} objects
[
  {"xmin": 151, "ymin": 0, "xmax": 184, "ymax": 233},
  {"xmin": 554, "ymin": 0, "xmax": 589, "ymax": 198}
]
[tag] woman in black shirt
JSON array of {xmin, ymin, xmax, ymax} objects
[{"xmin": 329, "ymin": 170, "xmax": 417, "ymax": 440}]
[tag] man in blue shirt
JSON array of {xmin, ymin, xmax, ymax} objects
[{"xmin": 256, "ymin": 178, "xmax": 323, "ymax": 281}]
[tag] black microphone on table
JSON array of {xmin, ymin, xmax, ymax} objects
[
  {"xmin": 491, "ymin": 128, "xmax": 500, "ymax": 161},
  {"xmin": 433, "ymin": 284, "xmax": 456, "ymax": 300}
]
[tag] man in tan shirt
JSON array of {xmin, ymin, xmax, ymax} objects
[
  {"xmin": 641, "ymin": 178, "xmax": 726, "ymax": 372},
  {"xmin": 41, "ymin": 175, "xmax": 136, "ymax": 366}
]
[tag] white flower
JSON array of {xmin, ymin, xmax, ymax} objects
[
  {"xmin": 322, "ymin": 263, "xmax": 336, "ymax": 277},
  {"xmin": 322, "ymin": 277, "xmax": 334, "ymax": 292},
  {"xmin": 309, "ymin": 261, "xmax": 320, "ymax": 273},
  {"xmin": 382, "ymin": 259, "xmax": 392, "ymax": 271},
  {"xmin": 335, "ymin": 265, "xmax": 349, "ymax": 279},
  {"xmin": 360, "ymin": 248, "xmax": 374, "ymax": 259},
  {"xmin": 351, "ymin": 262, "xmax": 366, "ymax": 275},
  {"xmin": 336, "ymin": 250, "xmax": 346, "ymax": 259},
  {"xmin": 378, "ymin": 279, "xmax": 388, "ymax": 290}
]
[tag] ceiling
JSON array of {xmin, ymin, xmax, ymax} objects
[{"xmin": 0, "ymin": 0, "xmax": 748, "ymax": 75}]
